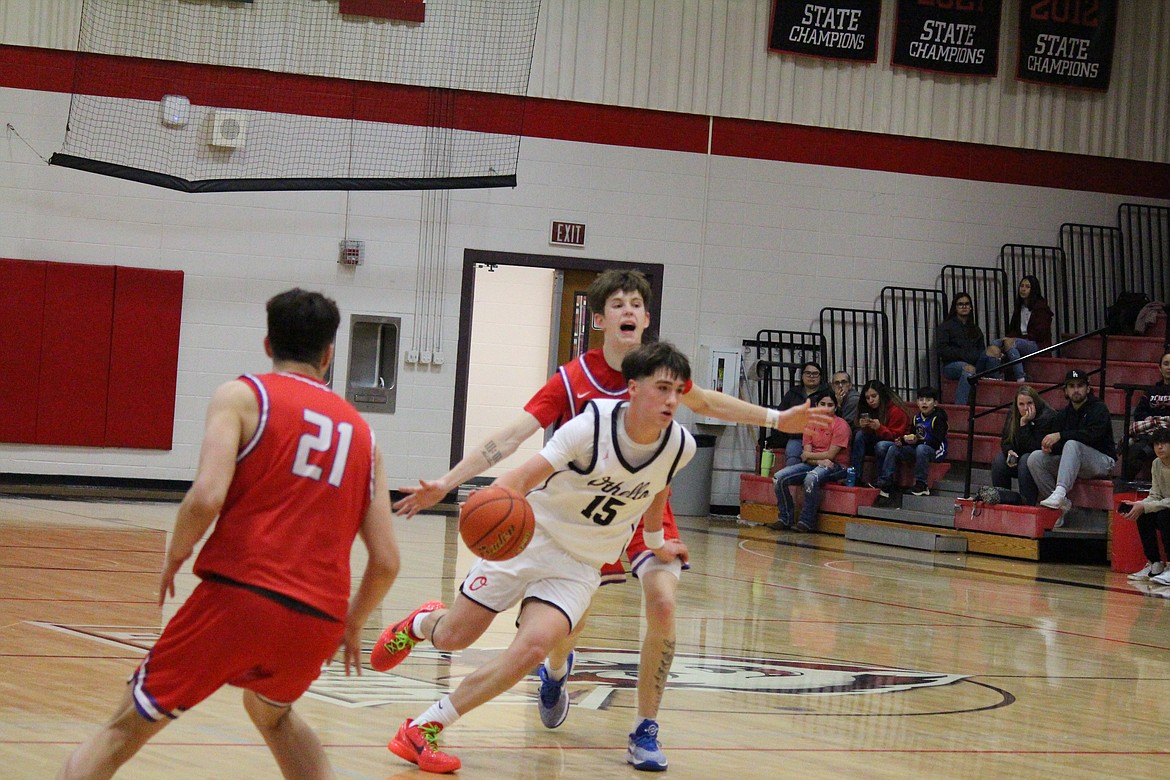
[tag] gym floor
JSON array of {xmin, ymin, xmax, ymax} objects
[{"xmin": 2, "ymin": 496, "xmax": 1168, "ymax": 778}]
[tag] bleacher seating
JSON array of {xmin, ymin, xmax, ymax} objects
[
  {"xmin": 739, "ymin": 459, "xmax": 951, "ymax": 525},
  {"xmin": 941, "ymin": 376, "xmax": 1129, "ymax": 417},
  {"xmin": 1062, "ymin": 333, "xmax": 1166, "ymax": 363},
  {"xmin": 1025, "ymin": 356, "xmax": 1154, "ymax": 386},
  {"xmin": 954, "ymin": 499, "xmax": 1060, "ymax": 538},
  {"xmin": 738, "ymin": 473, "xmax": 883, "ymax": 525},
  {"xmin": 941, "ymin": 315, "xmax": 1165, "ymax": 477},
  {"xmin": 1068, "ymin": 479, "xmax": 1115, "ymax": 511},
  {"xmin": 740, "ymin": 196, "xmax": 1166, "ymax": 563}
]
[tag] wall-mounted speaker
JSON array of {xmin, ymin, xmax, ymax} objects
[{"xmin": 210, "ymin": 109, "xmax": 247, "ymax": 148}]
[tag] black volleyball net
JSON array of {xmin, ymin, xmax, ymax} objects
[{"xmin": 51, "ymin": 0, "xmax": 541, "ymax": 192}]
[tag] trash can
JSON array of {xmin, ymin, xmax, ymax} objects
[{"xmin": 670, "ymin": 434, "xmax": 716, "ymax": 516}]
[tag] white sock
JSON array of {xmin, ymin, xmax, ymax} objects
[
  {"xmin": 411, "ymin": 695, "xmax": 460, "ymax": 729},
  {"xmin": 412, "ymin": 612, "xmax": 430, "ymax": 639},
  {"xmin": 544, "ymin": 658, "xmax": 569, "ymax": 681}
]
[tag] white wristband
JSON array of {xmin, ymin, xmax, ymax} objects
[
  {"xmin": 765, "ymin": 409, "xmax": 780, "ymax": 429},
  {"xmin": 643, "ymin": 529, "xmax": 666, "ymax": 549}
]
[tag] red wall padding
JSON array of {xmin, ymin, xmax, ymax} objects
[
  {"xmin": 0, "ymin": 258, "xmax": 183, "ymax": 450},
  {"xmin": 0, "ymin": 259, "xmax": 47, "ymax": 443},
  {"xmin": 36, "ymin": 263, "xmax": 116, "ymax": 446},
  {"xmin": 105, "ymin": 267, "xmax": 184, "ymax": 448}
]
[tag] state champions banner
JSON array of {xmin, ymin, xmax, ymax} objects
[
  {"xmin": 768, "ymin": 1, "xmax": 881, "ymax": 62},
  {"xmin": 892, "ymin": 0, "xmax": 1002, "ymax": 76},
  {"xmin": 1016, "ymin": 0, "xmax": 1117, "ymax": 90}
]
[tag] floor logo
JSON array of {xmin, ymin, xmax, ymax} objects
[
  {"xmin": 567, "ymin": 648, "xmax": 965, "ymax": 696},
  {"xmin": 29, "ymin": 624, "xmax": 967, "ymax": 709}
]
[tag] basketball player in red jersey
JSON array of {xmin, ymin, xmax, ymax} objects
[
  {"xmin": 59, "ymin": 289, "xmax": 400, "ymax": 780},
  {"xmin": 393, "ymin": 269, "xmax": 829, "ymax": 771}
]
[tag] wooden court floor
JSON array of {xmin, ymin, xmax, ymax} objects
[{"xmin": 3, "ymin": 495, "xmax": 1169, "ymax": 779}]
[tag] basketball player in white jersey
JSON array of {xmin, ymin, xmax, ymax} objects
[
  {"xmin": 374, "ymin": 342, "xmax": 697, "ymax": 774},
  {"xmin": 392, "ymin": 269, "xmax": 830, "ymax": 771}
]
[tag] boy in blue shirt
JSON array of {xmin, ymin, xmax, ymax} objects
[{"xmin": 874, "ymin": 386, "xmax": 949, "ymax": 497}]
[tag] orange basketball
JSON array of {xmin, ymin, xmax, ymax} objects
[{"xmin": 459, "ymin": 485, "xmax": 535, "ymax": 561}]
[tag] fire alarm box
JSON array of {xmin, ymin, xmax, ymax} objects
[{"xmin": 696, "ymin": 345, "xmax": 742, "ymax": 425}]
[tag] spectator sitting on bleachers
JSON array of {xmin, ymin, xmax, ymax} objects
[
  {"xmin": 991, "ymin": 386, "xmax": 1055, "ymax": 506},
  {"xmin": 1122, "ymin": 427, "xmax": 1170, "ymax": 583},
  {"xmin": 770, "ymin": 390, "xmax": 851, "ymax": 533},
  {"xmin": 1123, "ymin": 350, "xmax": 1170, "ymax": 481},
  {"xmin": 849, "ymin": 379, "xmax": 911, "ymax": 481},
  {"xmin": 995, "ymin": 275, "xmax": 1054, "ymax": 382},
  {"xmin": 937, "ymin": 291, "xmax": 1003, "ymax": 406},
  {"xmin": 772, "ymin": 361, "xmax": 828, "ymax": 467},
  {"xmin": 872, "ymin": 385, "xmax": 948, "ymax": 498},
  {"xmin": 1029, "ymin": 369, "xmax": 1117, "ymax": 527},
  {"xmin": 831, "ymin": 370, "xmax": 861, "ymax": 428}
]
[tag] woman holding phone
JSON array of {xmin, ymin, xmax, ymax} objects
[{"xmin": 1120, "ymin": 427, "xmax": 1170, "ymax": 583}]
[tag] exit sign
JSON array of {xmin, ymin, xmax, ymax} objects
[{"xmin": 550, "ymin": 221, "xmax": 586, "ymax": 247}]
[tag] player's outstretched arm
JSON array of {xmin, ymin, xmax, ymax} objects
[
  {"xmin": 492, "ymin": 453, "xmax": 555, "ymax": 497},
  {"xmin": 160, "ymin": 380, "xmax": 251, "ymax": 605},
  {"xmin": 393, "ymin": 411, "xmax": 542, "ymax": 517},
  {"xmin": 682, "ymin": 387, "xmax": 832, "ymax": 434},
  {"xmin": 776, "ymin": 399, "xmax": 834, "ymax": 434},
  {"xmin": 343, "ymin": 447, "xmax": 400, "ymax": 675}
]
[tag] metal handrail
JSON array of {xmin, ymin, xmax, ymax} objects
[
  {"xmin": 1114, "ymin": 382, "xmax": 1144, "ymax": 480},
  {"xmin": 961, "ymin": 326, "xmax": 1109, "ymax": 497}
]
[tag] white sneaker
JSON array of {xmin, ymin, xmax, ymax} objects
[
  {"xmin": 1129, "ymin": 561, "xmax": 1166, "ymax": 580},
  {"xmin": 1151, "ymin": 569, "xmax": 1170, "ymax": 587},
  {"xmin": 1040, "ymin": 488, "xmax": 1068, "ymax": 510},
  {"xmin": 1047, "ymin": 498, "xmax": 1072, "ymax": 527}
]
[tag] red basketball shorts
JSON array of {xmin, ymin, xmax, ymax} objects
[
  {"xmin": 599, "ymin": 501, "xmax": 685, "ymax": 585},
  {"xmin": 129, "ymin": 579, "xmax": 343, "ymax": 720}
]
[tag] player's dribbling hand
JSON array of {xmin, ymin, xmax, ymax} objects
[{"xmin": 393, "ymin": 479, "xmax": 446, "ymax": 518}]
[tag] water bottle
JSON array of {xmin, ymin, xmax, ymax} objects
[
  {"xmin": 759, "ymin": 449, "xmax": 775, "ymax": 476},
  {"xmin": 846, "ymin": 466, "xmax": 857, "ymax": 487}
]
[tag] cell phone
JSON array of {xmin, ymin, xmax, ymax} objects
[{"xmin": 1119, "ymin": 502, "xmax": 1134, "ymax": 513}]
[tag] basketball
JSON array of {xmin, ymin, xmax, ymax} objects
[{"xmin": 459, "ymin": 485, "xmax": 535, "ymax": 561}]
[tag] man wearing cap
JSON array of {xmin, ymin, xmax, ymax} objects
[{"xmin": 1027, "ymin": 369, "xmax": 1117, "ymax": 526}]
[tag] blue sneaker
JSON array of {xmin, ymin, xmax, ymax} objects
[
  {"xmin": 626, "ymin": 719, "xmax": 668, "ymax": 771},
  {"xmin": 537, "ymin": 651, "xmax": 573, "ymax": 728}
]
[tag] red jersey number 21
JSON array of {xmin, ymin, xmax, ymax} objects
[{"xmin": 293, "ymin": 409, "xmax": 353, "ymax": 487}]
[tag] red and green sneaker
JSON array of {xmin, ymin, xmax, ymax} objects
[
  {"xmin": 369, "ymin": 600, "xmax": 445, "ymax": 671},
  {"xmin": 388, "ymin": 718, "xmax": 461, "ymax": 774}
]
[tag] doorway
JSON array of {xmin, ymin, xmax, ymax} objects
[
  {"xmin": 452, "ymin": 250, "xmax": 664, "ymax": 473},
  {"xmin": 556, "ymin": 268, "xmax": 606, "ymax": 366}
]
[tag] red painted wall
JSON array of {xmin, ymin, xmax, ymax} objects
[{"xmin": 1, "ymin": 44, "xmax": 1167, "ymax": 199}]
